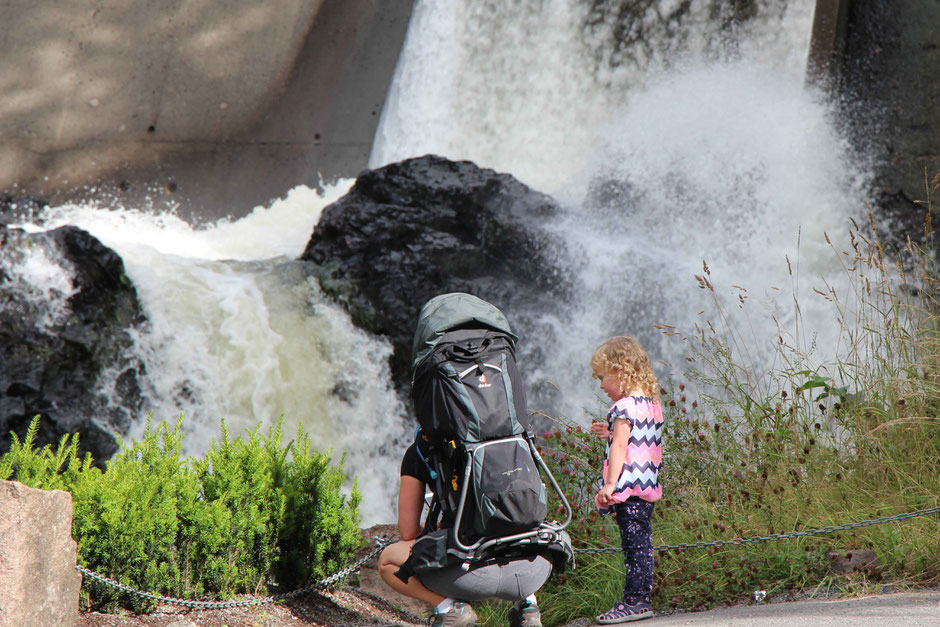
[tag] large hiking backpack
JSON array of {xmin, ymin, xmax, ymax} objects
[{"xmin": 401, "ymin": 293, "xmax": 572, "ymax": 575}]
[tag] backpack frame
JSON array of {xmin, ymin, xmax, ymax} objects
[{"xmin": 407, "ymin": 294, "xmax": 572, "ymax": 570}]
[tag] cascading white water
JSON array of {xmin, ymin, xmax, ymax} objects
[
  {"xmin": 372, "ymin": 0, "xmax": 871, "ymax": 420},
  {"xmin": 1, "ymin": 239, "xmax": 77, "ymax": 330},
  {"xmin": 4, "ymin": 0, "xmax": 873, "ymax": 526},
  {"xmin": 11, "ymin": 183, "xmax": 411, "ymax": 526},
  {"xmin": 371, "ymin": 0, "xmax": 818, "ymax": 196}
]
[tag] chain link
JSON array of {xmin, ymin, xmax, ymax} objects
[
  {"xmin": 74, "ymin": 504, "xmax": 940, "ymax": 610},
  {"xmin": 573, "ymin": 505, "xmax": 940, "ymax": 555},
  {"xmin": 75, "ymin": 536, "xmax": 393, "ymax": 610}
]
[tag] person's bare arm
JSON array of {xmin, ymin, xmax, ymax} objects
[
  {"xmin": 398, "ymin": 475, "xmax": 426, "ymax": 541},
  {"xmin": 596, "ymin": 418, "xmax": 630, "ymax": 505},
  {"xmin": 378, "ymin": 474, "xmax": 443, "ymax": 607}
]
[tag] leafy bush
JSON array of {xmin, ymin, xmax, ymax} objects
[
  {"xmin": 1, "ymin": 414, "xmax": 362, "ymax": 611},
  {"xmin": 274, "ymin": 427, "xmax": 362, "ymax": 589}
]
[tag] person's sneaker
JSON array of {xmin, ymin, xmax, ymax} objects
[
  {"xmin": 426, "ymin": 601, "xmax": 478, "ymax": 627},
  {"xmin": 595, "ymin": 600, "xmax": 653, "ymax": 624},
  {"xmin": 509, "ymin": 598, "xmax": 542, "ymax": 627}
]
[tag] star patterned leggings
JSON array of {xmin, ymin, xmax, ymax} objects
[{"xmin": 614, "ymin": 497, "xmax": 656, "ymax": 605}]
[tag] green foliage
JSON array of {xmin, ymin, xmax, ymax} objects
[
  {"xmin": 1, "ymin": 413, "xmax": 363, "ymax": 612},
  {"xmin": 74, "ymin": 417, "xmax": 191, "ymax": 611},
  {"xmin": 0, "ymin": 419, "xmax": 90, "ymax": 490},
  {"xmin": 274, "ymin": 426, "xmax": 362, "ymax": 589},
  {"xmin": 187, "ymin": 420, "xmax": 284, "ymax": 597}
]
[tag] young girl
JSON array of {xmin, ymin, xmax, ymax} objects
[{"xmin": 589, "ymin": 336, "xmax": 664, "ymax": 624}]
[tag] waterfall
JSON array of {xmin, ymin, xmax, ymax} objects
[
  {"xmin": 371, "ymin": 0, "xmax": 870, "ymax": 420},
  {"xmin": 9, "ymin": 184, "xmax": 411, "ymax": 526},
  {"xmin": 4, "ymin": 0, "xmax": 872, "ymax": 526},
  {"xmin": 371, "ymin": 0, "xmax": 819, "ymax": 196}
]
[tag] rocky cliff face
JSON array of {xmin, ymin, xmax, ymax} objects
[
  {"xmin": 840, "ymin": 0, "xmax": 940, "ymax": 253},
  {"xmin": 1, "ymin": 200, "xmax": 146, "ymax": 462},
  {"xmin": 300, "ymin": 155, "xmax": 570, "ymax": 393}
]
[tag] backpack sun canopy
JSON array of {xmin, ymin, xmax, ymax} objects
[{"xmin": 411, "ymin": 292, "xmax": 518, "ymax": 373}]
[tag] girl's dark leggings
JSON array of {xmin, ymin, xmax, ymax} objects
[{"xmin": 614, "ymin": 497, "xmax": 655, "ymax": 605}]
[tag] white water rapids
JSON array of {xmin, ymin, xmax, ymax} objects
[
  {"xmin": 372, "ymin": 0, "xmax": 870, "ymax": 421},
  {"xmin": 4, "ymin": 0, "xmax": 872, "ymax": 525},
  {"xmin": 11, "ymin": 184, "xmax": 412, "ymax": 525}
]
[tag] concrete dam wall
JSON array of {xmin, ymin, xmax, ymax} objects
[
  {"xmin": 0, "ymin": 0, "xmax": 414, "ymax": 221},
  {"xmin": 1, "ymin": 0, "xmax": 936, "ymax": 222}
]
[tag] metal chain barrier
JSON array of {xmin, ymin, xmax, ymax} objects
[
  {"xmin": 74, "ymin": 535, "xmax": 394, "ymax": 610},
  {"xmin": 573, "ymin": 505, "xmax": 940, "ymax": 555},
  {"xmin": 74, "ymin": 504, "xmax": 940, "ymax": 611}
]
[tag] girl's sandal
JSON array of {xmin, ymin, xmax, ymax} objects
[{"xmin": 595, "ymin": 601, "xmax": 653, "ymax": 624}]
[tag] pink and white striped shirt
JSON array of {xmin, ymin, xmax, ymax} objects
[{"xmin": 596, "ymin": 395, "xmax": 664, "ymax": 512}]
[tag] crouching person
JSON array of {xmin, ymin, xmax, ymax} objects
[
  {"xmin": 379, "ymin": 440, "xmax": 553, "ymax": 627},
  {"xmin": 380, "ymin": 293, "xmax": 572, "ymax": 627}
]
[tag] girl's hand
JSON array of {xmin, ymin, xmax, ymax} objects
[
  {"xmin": 596, "ymin": 483, "xmax": 616, "ymax": 506},
  {"xmin": 590, "ymin": 421, "xmax": 609, "ymax": 438}
]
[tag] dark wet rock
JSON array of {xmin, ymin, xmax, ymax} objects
[
  {"xmin": 840, "ymin": 0, "xmax": 940, "ymax": 257},
  {"xmin": 863, "ymin": 187, "xmax": 936, "ymax": 280},
  {"xmin": 300, "ymin": 155, "xmax": 569, "ymax": 394},
  {"xmin": 0, "ymin": 193, "xmax": 50, "ymax": 224},
  {"xmin": 0, "ymin": 223, "xmax": 146, "ymax": 463},
  {"xmin": 873, "ymin": 187, "xmax": 930, "ymax": 246}
]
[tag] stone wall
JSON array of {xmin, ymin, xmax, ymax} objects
[{"xmin": 0, "ymin": 480, "xmax": 80, "ymax": 627}]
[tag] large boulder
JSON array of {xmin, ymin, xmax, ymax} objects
[
  {"xmin": 0, "ymin": 212, "xmax": 146, "ymax": 462},
  {"xmin": 0, "ymin": 480, "xmax": 81, "ymax": 627},
  {"xmin": 300, "ymin": 155, "xmax": 569, "ymax": 393}
]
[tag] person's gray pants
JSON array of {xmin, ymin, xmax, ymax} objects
[{"xmin": 418, "ymin": 554, "xmax": 553, "ymax": 602}]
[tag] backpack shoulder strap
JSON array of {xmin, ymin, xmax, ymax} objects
[{"xmin": 413, "ymin": 426, "xmax": 439, "ymax": 482}]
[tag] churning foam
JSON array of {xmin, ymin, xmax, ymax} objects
[
  {"xmin": 372, "ymin": 0, "xmax": 870, "ymax": 419},
  {"xmin": 372, "ymin": 0, "xmax": 817, "ymax": 197},
  {"xmin": 0, "ymin": 237, "xmax": 76, "ymax": 330},
  {"xmin": 12, "ymin": 181, "xmax": 410, "ymax": 526},
  {"xmin": 536, "ymin": 62, "xmax": 870, "ymax": 417}
]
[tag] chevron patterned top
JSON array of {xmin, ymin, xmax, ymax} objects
[{"xmin": 596, "ymin": 395, "xmax": 664, "ymax": 512}]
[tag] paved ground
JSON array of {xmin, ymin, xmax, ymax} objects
[
  {"xmin": 76, "ymin": 590, "xmax": 940, "ymax": 626},
  {"xmin": 559, "ymin": 592, "xmax": 940, "ymax": 627}
]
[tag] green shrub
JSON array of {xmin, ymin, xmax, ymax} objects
[
  {"xmin": 0, "ymin": 414, "xmax": 363, "ymax": 611},
  {"xmin": 72, "ymin": 418, "xmax": 193, "ymax": 610},
  {"xmin": 274, "ymin": 426, "xmax": 362, "ymax": 589},
  {"xmin": 187, "ymin": 420, "xmax": 284, "ymax": 597}
]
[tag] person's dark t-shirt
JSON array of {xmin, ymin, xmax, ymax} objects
[{"xmin": 400, "ymin": 441, "xmax": 432, "ymax": 484}]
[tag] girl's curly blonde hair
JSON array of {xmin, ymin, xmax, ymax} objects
[{"xmin": 590, "ymin": 335, "xmax": 660, "ymax": 401}]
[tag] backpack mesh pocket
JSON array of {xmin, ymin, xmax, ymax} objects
[{"xmin": 469, "ymin": 437, "xmax": 548, "ymax": 537}]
